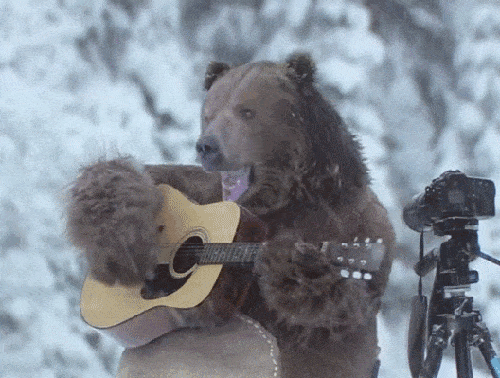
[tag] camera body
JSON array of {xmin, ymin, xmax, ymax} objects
[{"xmin": 403, "ymin": 171, "xmax": 495, "ymax": 232}]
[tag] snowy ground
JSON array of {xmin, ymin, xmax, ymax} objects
[{"xmin": 1, "ymin": 0, "xmax": 499, "ymax": 377}]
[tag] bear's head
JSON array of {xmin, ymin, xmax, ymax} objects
[{"xmin": 196, "ymin": 53, "xmax": 368, "ymax": 215}]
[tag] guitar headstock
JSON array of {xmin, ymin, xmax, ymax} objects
[{"xmin": 320, "ymin": 238, "xmax": 385, "ymax": 281}]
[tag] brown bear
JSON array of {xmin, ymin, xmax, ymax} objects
[{"xmin": 67, "ymin": 53, "xmax": 395, "ymax": 378}]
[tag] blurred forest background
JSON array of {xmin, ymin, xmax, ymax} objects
[{"xmin": 1, "ymin": 0, "xmax": 500, "ymax": 377}]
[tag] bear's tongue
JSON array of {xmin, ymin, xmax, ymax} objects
[{"xmin": 220, "ymin": 167, "xmax": 251, "ymax": 202}]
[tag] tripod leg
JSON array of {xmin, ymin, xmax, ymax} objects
[
  {"xmin": 474, "ymin": 322, "xmax": 500, "ymax": 378},
  {"xmin": 408, "ymin": 295, "xmax": 428, "ymax": 378},
  {"xmin": 419, "ymin": 324, "xmax": 449, "ymax": 378},
  {"xmin": 454, "ymin": 330, "xmax": 473, "ymax": 378}
]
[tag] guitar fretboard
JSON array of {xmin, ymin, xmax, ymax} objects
[
  {"xmin": 194, "ymin": 240, "xmax": 385, "ymax": 273},
  {"xmin": 199, "ymin": 243, "xmax": 261, "ymax": 264}
]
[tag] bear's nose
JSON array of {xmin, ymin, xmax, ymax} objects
[
  {"xmin": 196, "ymin": 135, "xmax": 224, "ymax": 171},
  {"xmin": 196, "ymin": 135, "xmax": 220, "ymax": 155}
]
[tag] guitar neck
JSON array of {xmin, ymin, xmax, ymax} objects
[
  {"xmin": 197, "ymin": 241, "xmax": 384, "ymax": 272},
  {"xmin": 198, "ymin": 243, "xmax": 261, "ymax": 265}
]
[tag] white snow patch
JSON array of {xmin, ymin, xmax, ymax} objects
[
  {"xmin": 469, "ymin": 41, "xmax": 500, "ymax": 68},
  {"xmin": 333, "ymin": 29, "xmax": 385, "ymax": 64},
  {"xmin": 470, "ymin": 4, "xmax": 500, "ymax": 36},
  {"xmin": 389, "ymin": 77, "xmax": 421, "ymax": 107},
  {"xmin": 453, "ymin": 101, "xmax": 485, "ymax": 136},
  {"xmin": 358, "ymin": 134, "xmax": 386, "ymax": 161},
  {"xmin": 255, "ymin": 29, "xmax": 303, "ymax": 62},
  {"xmin": 475, "ymin": 126, "xmax": 500, "ymax": 174},
  {"xmin": 260, "ymin": 0, "xmax": 283, "ymax": 19},
  {"xmin": 317, "ymin": 57, "xmax": 367, "ymax": 94},
  {"xmin": 316, "ymin": 0, "xmax": 346, "ymax": 23},
  {"xmin": 409, "ymin": 7, "xmax": 446, "ymax": 33},
  {"xmin": 342, "ymin": 104, "xmax": 384, "ymax": 134},
  {"xmin": 455, "ymin": 69, "xmax": 493, "ymax": 102},
  {"xmin": 9, "ymin": 297, "xmax": 34, "ymax": 321},
  {"xmin": 286, "ymin": 0, "xmax": 311, "ymax": 28},
  {"xmin": 435, "ymin": 128, "xmax": 470, "ymax": 174},
  {"xmin": 1, "ymin": 249, "xmax": 55, "ymax": 289},
  {"xmin": 377, "ymin": 312, "xmax": 412, "ymax": 377},
  {"xmin": 369, "ymin": 167, "xmax": 396, "ymax": 211},
  {"xmin": 0, "ymin": 134, "xmax": 19, "ymax": 163},
  {"xmin": 345, "ymin": 3, "xmax": 370, "ymax": 31}
]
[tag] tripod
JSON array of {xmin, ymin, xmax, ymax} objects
[{"xmin": 408, "ymin": 217, "xmax": 500, "ymax": 378}]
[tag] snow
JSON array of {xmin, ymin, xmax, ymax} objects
[
  {"xmin": 1, "ymin": 0, "xmax": 500, "ymax": 377},
  {"xmin": 453, "ymin": 100, "xmax": 484, "ymax": 136},
  {"xmin": 1, "ymin": 249, "xmax": 55, "ymax": 288},
  {"xmin": 469, "ymin": 4, "xmax": 500, "ymax": 37},
  {"xmin": 260, "ymin": 0, "xmax": 283, "ymax": 19},
  {"xmin": 317, "ymin": 57, "xmax": 368, "ymax": 94},
  {"xmin": 286, "ymin": 0, "xmax": 311, "ymax": 28},
  {"xmin": 345, "ymin": 3, "xmax": 371, "ymax": 31},
  {"xmin": 316, "ymin": 0, "xmax": 347, "ymax": 24},
  {"xmin": 341, "ymin": 104, "xmax": 385, "ymax": 134}
]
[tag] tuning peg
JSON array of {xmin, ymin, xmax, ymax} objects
[
  {"xmin": 353, "ymin": 236, "xmax": 359, "ymax": 243},
  {"xmin": 352, "ymin": 271, "xmax": 362, "ymax": 279},
  {"xmin": 377, "ymin": 238, "xmax": 383, "ymax": 244},
  {"xmin": 365, "ymin": 238, "xmax": 371, "ymax": 243}
]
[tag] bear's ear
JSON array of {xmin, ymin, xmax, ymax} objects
[
  {"xmin": 204, "ymin": 62, "xmax": 230, "ymax": 90},
  {"xmin": 285, "ymin": 53, "xmax": 315, "ymax": 86}
]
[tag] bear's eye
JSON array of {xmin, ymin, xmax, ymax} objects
[{"xmin": 239, "ymin": 108, "xmax": 255, "ymax": 120}]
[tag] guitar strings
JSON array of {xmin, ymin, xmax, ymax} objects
[
  {"xmin": 154, "ymin": 243, "xmax": 261, "ymax": 262},
  {"xmin": 153, "ymin": 243, "xmax": 378, "ymax": 257},
  {"xmin": 153, "ymin": 243, "xmax": 378, "ymax": 269}
]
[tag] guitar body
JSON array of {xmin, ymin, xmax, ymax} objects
[{"xmin": 80, "ymin": 184, "xmax": 241, "ymax": 347}]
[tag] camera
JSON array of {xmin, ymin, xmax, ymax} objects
[{"xmin": 403, "ymin": 170, "xmax": 495, "ymax": 233}]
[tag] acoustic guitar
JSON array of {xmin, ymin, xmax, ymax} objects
[{"xmin": 80, "ymin": 184, "xmax": 385, "ymax": 347}]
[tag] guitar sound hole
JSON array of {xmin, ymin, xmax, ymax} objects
[
  {"xmin": 141, "ymin": 264, "xmax": 187, "ymax": 299},
  {"xmin": 173, "ymin": 236, "xmax": 203, "ymax": 274},
  {"xmin": 140, "ymin": 236, "xmax": 204, "ymax": 300}
]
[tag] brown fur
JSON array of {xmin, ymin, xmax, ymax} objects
[
  {"xmin": 66, "ymin": 54, "xmax": 395, "ymax": 378},
  {"xmin": 66, "ymin": 158, "xmax": 163, "ymax": 286}
]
